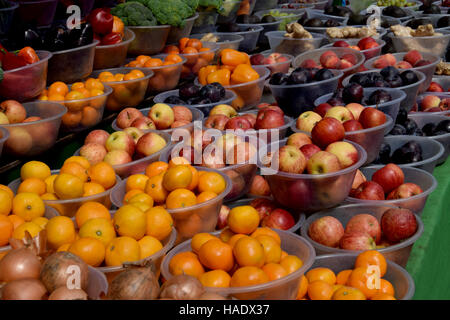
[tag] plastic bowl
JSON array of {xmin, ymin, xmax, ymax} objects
[
  {"xmin": 413, "ymin": 92, "xmax": 450, "ymax": 114},
  {"xmin": 250, "ymin": 52, "xmax": 293, "ymax": 75},
  {"xmin": 78, "ymin": 0, "xmax": 95, "ymax": 18},
  {"xmin": 110, "ymin": 167, "xmax": 232, "ymax": 244},
  {"xmin": 301, "ymin": 203, "xmax": 423, "ymax": 267},
  {"xmin": 127, "ymin": 25, "xmax": 171, "ymax": 56},
  {"xmin": 386, "ymin": 30, "xmax": 450, "ymax": 57},
  {"xmin": 314, "ymin": 87, "xmax": 406, "ymax": 123},
  {"xmin": 237, "ymin": 20, "xmax": 282, "ymax": 46},
  {"xmin": 321, "ymin": 38, "xmax": 386, "ymax": 60},
  {"xmin": 402, "ymin": 14, "xmax": 450, "ymax": 32},
  {"xmin": 428, "ymin": 76, "xmax": 450, "ymax": 93},
  {"xmin": 98, "ymin": 226, "xmax": 177, "ymax": 284},
  {"xmin": 192, "ymin": 11, "xmax": 219, "ymax": 34},
  {"xmin": 179, "ymin": 41, "xmax": 220, "ymax": 79},
  {"xmin": 291, "ymin": 114, "xmax": 393, "ymax": 165},
  {"xmin": 8, "ymin": 170, "xmax": 121, "ymax": 218},
  {"xmin": 153, "ymin": 88, "xmax": 236, "ymax": 117},
  {"xmin": 312, "ymin": 0, "xmax": 330, "ymax": 10},
  {"xmin": 0, "ymin": 101, "xmax": 66, "ymax": 157},
  {"xmin": 364, "ymin": 52, "xmax": 440, "ymax": 93},
  {"xmin": 226, "ymin": 197, "xmax": 306, "ymax": 233},
  {"xmin": 218, "ymin": 0, "xmax": 244, "ymax": 24},
  {"xmin": 253, "ymin": 0, "xmax": 278, "ymax": 12},
  {"xmin": 0, "ymin": 127, "xmax": 9, "ymax": 158},
  {"xmin": 278, "ymin": 3, "xmax": 315, "ymax": 9},
  {"xmin": 257, "ymin": 139, "xmax": 367, "ymax": 213},
  {"xmin": 189, "ymin": 33, "xmax": 245, "ymax": 52},
  {"xmin": 408, "ymin": 113, "xmax": 450, "ymax": 163},
  {"xmin": 360, "ymin": 7, "xmax": 417, "ymax": 22},
  {"xmin": 161, "ymin": 229, "xmax": 315, "ymax": 299},
  {"xmin": 215, "ymin": 25, "xmax": 264, "ymax": 53},
  {"xmin": 93, "ymin": 28, "xmax": 135, "ymax": 70},
  {"xmin": 304, "ymin": 7, "xmax": 349, "ymax": 25},
  {"xmin": 75, "ymin": 132, "xmax": 172, "ymax": 179},
  {"xmin": 89, "ymin": 67, "xmax": 153, "ymax": 112},
  {"xmin": 269, "ymin": 69, "xmax": 343, "ymax": 118},
  {"xmin": 346, "ymin": 166, "xmax": 437, "ymax": 216},
  {"xmin": 255, "ymin": 9, "xmax": 307, "ymax": 29},
  {"xmin": 87, "ymin": 266, "xmax": 108, "ymax": 300},
  {"xmin": 167, "ymin": 12, "xmax": 199, "ymax": 44},
  {"xmin": 0, "ymin": 1, "xmax": 18, "ymax": 35},
  {"xmin": 265, "ymin": 31, "xmax": 326, "ymax": 57},
  {"xmin": 308, "ymin": 253, "xmax": 415, "ymax": 299},
  {"xmin": 342, "ymin": 69, "xmax": 426, "ymax": 112},
  {"xmin": 16, "ymin": 0, "xmax": 58, "ymax": 27},
  {"xmin": 326, "ymin": 27, "xmax": 387, "ymax": 42},
  {"xmin": 47, "ymin": 40, "xmax": 99, "ymax": 84},
  {"xmin": 0, "ymin": 51, "xmax": 52, "ymax": 102},
  {"xmin": 373, "ymin": 135, "xmax": 444, "ymax": 173},
  {"xmin": 50, "ymin": 84, "xmax": 112, "ymax": 133},
  {"xmin": 141, "ymin": 54, "xmax": 187, "ymax": 95}
]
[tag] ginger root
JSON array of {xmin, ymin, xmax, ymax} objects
[
  {"xmin": 435, "ymin": 61, "xmax": 450, "ymax": 76},
  {"xmin": 326, "ymin": 26, "xmax": 378, "ymax": 39},
  {"xmin": 284, "ymin": 23, "xmax": 313, "ymax": 39},
  {"xmin": 200, "ymin": 33, "xmax": 219, "ymax": 43},
  {"xmin": 390, "ymin": 24, "xmax": 443, "ymax": 37}
]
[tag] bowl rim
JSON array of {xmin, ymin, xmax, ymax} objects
[
  {"xmin": 50, "ymin": 39, "xmax": 100, "ymax": 56},
  {"xmin": 94, "ymin": 28, "xmax": 136, "ymax": 49},
  {"xmin": 0, "ymin": 1, "xmax": 19, "ymax": 11},
  {"xmin": 264, "ymin": 30, "xmax": 327, "ymax": 41},
  {"xmin": 0, "ymin": 101, "xmax": 68, "ymax": 127},
  {"xmin": 301, "ymin": 203, "xmax": 424, "ymax": 256},
  {"xmin": 268, "ymin": 69, "xmax": 343, "ymax": 89},
  {"xmin": 254, "ymin": 8, "xmax": 308, "ymax": 19},
  {"xmin": 89, "ymin": 67, "xmax": 154, "ymax": 86},
  {"xmin": 277, "ymin": 2, "xmax": 316, "ymax": 9},
  {"xmin": 215, "ymin": 25, "xmax": 265, "ymax": 36},
  {"xmin": 178, "ymin": 41, "xmax": 220, "ymax": 56},
  {"xmin": 321, "ymin": 38, "xmax": 387, "ymax": 54},
  {"xmin": 190, "ymin": 32, "xmax": 245, "ymax": 44},
  {"xmin": 257, "ymin": 138, "xmax": 368, "ymax": 179},
  {"xmin": 325, "ymin": 27, "xmax": 388, "ymax": 41},
  {"xmin": 126, "ymin": 24, "xmax": 171, "ymax": 30},
  {"xmin": 153, "ymin": 88, "xmax": 237, "ymax": 109},
  {"xmin": 45, "ymin": 83, "xmax": 114, "ymax": 104},
  {"xmin": 224, "ymin": 65, "xmax": 271, "ymax": 89},
  {"xmin": 401, "ymin": 16, "xmax": 450, "ymax": 32},
  {"xmin": 249, "ymin": 52, "xmax": 294, "ymax": 68},
  {"xmin": 3, "ymin": 50, "xmax": 53, "ymax": 74},
  {"xmin": 407, "ymin": 112, "xmax": 450, "ymax": 139},
  {"xmin": 236, "ymin": 20, "xmax": 282, "ymax": 27}
]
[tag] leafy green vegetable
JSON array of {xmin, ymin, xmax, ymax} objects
[
  {"xmin": 134, "ymin": 0, "xmax": 196, "ymax": 28},
  {"xmin": 111, "ymin": 2, "xmax": 157, "ymax": 26},
  {"xmin": 198, "ymin": 0, "xmax": 223, "ymax": 10}
]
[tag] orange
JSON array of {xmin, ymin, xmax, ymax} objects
[
  {"xmin": 75, "ymin": 87, "xmax": 90, "ymax": 98},
  {"xmin": 186, "ymin": 39, "xmax": 203, "ymax": 50},
  {"xmin": 255, "ymin": 235, "xmax": 282, "ymax": 264},
  {"xmin": 40, "ymin": 193, "xmax": 65, "ymax": 215},
  {"xmin": 198, "ymin": 239, "xmax": 234, "ymax": 271},
  {"xmin": 306, "ymin": 267, "xmax": 337, "ymax": 286},
  {"xmin": 227, "ymin": 234, "xmax": 247, "ymax": 248},
  {"xmin": 8, "ymin": 214, "xmax": 25, "ymax": 230},
  {"xmin": 113, "ymin": 205, "xmax": 147, "ymax": 240},
  {"xmin": 75, "ymin": 202, "xmax": 111, "ymax": 228},
  {"xmin": 196, "ymin": 191, "xmax": 217, "ymax": 203},
  {"xmin": 296, "ymin": 276, "xmax": 308, "ymax": 300},
  {"xmin": 144, "ymin": 173, "xmax": 168, "ymax": 204},
  {"xmin": 57, "ymin": 243, "xmax": 71, "ymax": 252},
  {"xmin": 199, "ymin": 270, "xmax": 231, "ymax": 288},
  {"xmin": 144, "ymin": 58, "xmax": 163, "ymax": 67},
  {"xmin": 0, "ymin": 189, "xmax": 12, "ymax": 215},
  {"xmin": 251, "ymin": 227, "xmax": 281, "ymax": 245},
  {"xmin": 281, "ymin": 250, "xmax": 288, "ymax": 260},
  {"xmin": 371, "ymin": 293, "xmax": 396, "ymax": 300},
  {"xmin": 128, "ymin": 193, "xmax": 154, "ymax": 207},
  {"xmin": 355, "ymin": 250, "xmax": 387, "ymax": 277},
  {"xmin": 227, "ymin": 205, "xmax": 259, "ymax": 235},
  {"xmin": 307, "ymin": 280, "xmax": 334, "ymax": 300},
  {"xmin": 219, "ymin": 227, "xmax": 235, "ymax": 243},
  {"xmin": 44, "ymin": 175, "xmax": 58, "ymax": 194},
  {"xmin": 0, "ymin": 184, "xmax": 14, "ymax": 199},
  {"xmin": 64, "ymin": 91, "xmax": 86, "ymax": 112},
  {"xmin": 332, "ymin": 286, "xmax": 366, "ymax": 300},
  {"xmin": 48, "ymin": 81, "xmax": 69, "ymax": 96},
  {"xmin": 129, "ymin": 69, "xmax": 144, "ymax": 78},
  {"xmin": 178, "ymin": 37, "xmax": 189, "ymax": 51},
  {"xmin": 144, "ymin": 206, "xmax": 173, "ymax": 240},
  {"xmin": 78, "ymin": 218, "xmax": 116, "ymax": 246},
  {"xmin": 123, "ymin": 189, "xmax": 144, "ymax": 204},
  {"xmin": 69, "ymin": 237, "xmax": 105, "ymax": 267},
  {"xmin": 230, "ymin": 266, "xmax": 269, "ymax": 287},
  {"xmin": 20, "ymin": 161, "xmax": 51, "ymax": 181},
  {"xmin": 336, "ymin": 269, "xmax": 353, "ymax": 285},
  {"xmin": 85, "ymin": 78, "xmax": 104, "ymax": 91},
  {"xmin": 233, "ymin": 236, "xmax": 265, "ymax": 268},
  {"xmin": 198, "ymin": 172, "xmax": 226, "ymax": 194},
  {"xmin": 162, "ymin": 165, "xmax": 192, "ymax": 191},
  {"xmin": 0, "ymin": 215, "xmax": 14, "ymax": 246},
  {"xmin": 135, "ymin": 56, "xmax": 151, "ymax": 65},
  {"xmin": 169, "ymin": 251, "xmax": 205, "ymax": 278},
  {"xmin": 376, "ymin": 279, "xmax": 395, "ymax": 296},
  {"xmin": 105, "ymin": 236, "xmax": 141, "ymax": 266},
  {"xmin": 168, "ymin": 157, "xmax": 190, "ymax": 168},
  {"xmin": 45, "ymin": 216, "xmax": 76, "ymax": 249},
  {"xmin": 126, "ymin": 174, "xmax": 149, "ymax": 192},
  {"xmin": 165, "ymin": 54, "xmax": 183, "ymax": 64},
  {"xmin": 54, "ymin": 173, "xmax": 84, "ymax": 199},
  {"xmin": 131, "ymin": 202, "xmax": 151, "ymax": 213},
  {"xmin": 88, "ymin": 162, "xmax": 116, "ymax": 190},
  {"xmin": 64, "ymin": 156, "xmax": 91, "ymax": 170},
  {"xmin": 113, "ymin": 73, "xmax": 125, "ymax": 82},
  {"xmin": 138, "ymin": 235, "xmax": 163, "ymax": 259},
  {"xmin": 164, "ymin": 45, "xmax": 180, "ymax": 54},
  {"xmin": 17, "ymin": 178, "xmax": 47, "ymax": 195},
  {"xmin": 31, "ymin": 217, "xmax": 49, "ymax": 229},
  {"xmin": 186, "ymin": 165, "xmax": 199, "ymax": 191},
  {"xmin": 12, "ymin": 221, "xmax": 42, "ymax": 240},
  {"xmin": 165, "ymin": 189, "xmax": 197, "ymax": 209},
  {"xmin": 90, "ymin": 89, "xmax": 104, "ymax": 97},
  {"xmin": 346, "ymin": 267, "xmax": 378, "ymax": 299},
  {"xmin": 71, "ymin": 82, "xmax": 85, "ymax": 91},
  {"xmin": 48, "ymin": 93, "xmax": 65, "ymax": 101},
  {"xmin": 145, "ymin": 161, "xmax": 169, "ymax": 178},
  {"xmin": 280, "ymin": 255, "xmax": 303, "ymax": 275},
  {"xmin": 60, "ymin": 162, "xmax": 88, "ymax": 183},
  {"xmin": 191, "ymin": 233, "xmax": 218, "ymax": 254},
  {"xmin": 83, "ymin": 182, "xmax": 105, "ymax": 197},
  {"xmin": 262, "ymin": 263, "xmax": 288, "ymax": 281},
  {"xmin": 12, "ymin": 193, "xmax": 45, "ymax": 221}
]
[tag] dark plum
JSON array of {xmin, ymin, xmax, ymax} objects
[
  {"xmin": 377, "ymin": 143, "xmax": 391, "ymax": 164},
  {"xmin": 404, "ymin": 119, "xmax": 419, "ymax": 135},
  {"xmin": 367, "ymin": 90, "xmax": 392, "ymax": 105},
  {"xmin": 187, "ymin": 97, "xmax": 211, "ymax": 105},
  {"xmin": 288, "ymin": 69, "xmax": 311, "ymax": 84},
  {"xmin": 412, "ymin": 128, "xmax": 424, "ymax": 136},
  {"xmin": 389, "ymin": 124, "xmax": 407, "ymax": 135},
  {"xmin": 374, "ymin": 79, "xmax": 389, "ymax": 87},
  {"xmin": 325, "ymin": 19, "xmax": 340, "ymax": 27},
  {"xmin": 209, "ymin": 82, "xmax": 226, "ymax": 99},
  {"xmin": 385, "ymin": 75, "xmax": 403, "ymax": 88},
  {"xmin": 400, "ymin": 71, "xmax": 419, "ymax": 86},
  {"xmin": 401, "ymin": 141, "xmax": 422, "ymax": 155},
  {"xmin": 380, "ymin": 66, "xmax": 399, "ymax": 79},
  {"xmin": 261, "ymin": 15, "xmax": 276, "ymax": 23},
  {"xmin": 436, "ymin": 119, "xmax": 450, "ymax": 133},
  {"xmin": 269, "ymin": 72, "xmax": 289, "ymax": 85},
  {"xmin": 314, "ymin": 68, "xmax": 334, "ymax": 81},
  {"xmin": 164, "ymin": 95, "xmax": 186, "ymax": 105},
  {"xmin": 395, "ymin": 108, "xmax": 408, "ymax": 125},
  {"xmin": 343, "ymin": 83, "xmax": 364, "ymax": 104},
  {"xmin": 199, "ymin": 84, "xmax": 222, "ymax": 102},
  {"xmin": 304, "ymin": 18, "xmax": 324, "ymax": 27},
  {"xmin": 422, "ymin": 123, "xmax": 436, "ymax": 136},
  {"xmin": 437, "ymin": 16, "xmax": 450, "ymax": 29},
  {"xmin": 327, "ymin": 97, "xmax": 345, "ymax": 106},
  {"xmin": 179, "ymin": 83, "xmax": 200, "ymax": 100}
]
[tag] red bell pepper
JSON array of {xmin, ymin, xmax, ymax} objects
[
  {"xmin": 18, "ymin": 47, "xmax": 39, "ymax": 64},
  {"xmin": 2, "ymin": 52, "xmax": 27, "ymax": 71},
  {"xmin": 101, "ymin": 32, "xmax": 122, "ymax": 45},
  {"xmin": 88, "ymin": 8, "xmax": 114, "ymax": 36}
]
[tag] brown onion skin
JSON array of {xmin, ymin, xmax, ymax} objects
[
  {"xmin": 107, "ymin": 267, "xmax": 160, "ymax": 300},
  {"xmin": 198, "ymin": 292, "xmax": 228, "ymax": 300},
  {"xmin": 2, "ymin": 278, "xmax": 47, "ymax": 300},
  {"xmin": 48, "ymin": 287, "xmax": 88, "ymax": 300},
  {"xmin": 160, "ymin": 275, "xmax": 205, "ymax": 300},
  {"xmin": 0, "ymin": 248, "xmax": 41, "ymax": 282}
]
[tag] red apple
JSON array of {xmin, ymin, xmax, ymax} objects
[
  {"xmin": 372, "ymin": 163, "xmax": 405, "ymax": 194},
  {"xmin": 343, "ymin": 119, "xmax": 364, "ymax": 132},
  {"xmin": 296, "ymin": 111, "xmax": 322, "ymax": 132},
  {"xmin": 346, "ymin": 103, "xmax": 365, "ymax": 121},
  {"xmin": 84, "ymin": 129, "xmax": 110, "ymax": 146},
  {"xmin": 357, "ymin": 37, "xmax": 377, "ymax": 50},
  {"xmin": 286, "ymin": 132, "xmax": 313, "ymax": 149},
  {"xmin": 427, "ymin": 82, "xmax": 444, "ymax": 92},
  {"xmin": 241, "ymin": 113, "xmax": 257, "ymax": 127},
  {"xmin": 0, "ymin": 100, "xmax": 26, "ymax": 124},
  {"xmin": 325, "ymin": 141, "xmax": 359, "ymax": 169},
  {"xmin": 403, "ymin": 50, "xmax": 423, "ymax": 66},
  {"xmin": 345, "ymin": 214, "xmax": 382, "ymax": 244},
  {"xmin": 274, "ymin": 145, "xmax": 307, "ymax": 174},
  {"xmin": 225, "ymin": 116, "xmax": 253, "ymax": 130},
  {"xmin": 80, "ymin": 143, "xmax": 107, "ymax": 165},
  {"xmin": 333, "ymin": 40, "xmax": 350, "ymax": 48},
  {"xmin": 314, "ymin": 103, "xmax": 333, "ymax": 117},
  {"xmin": 226, "ymin": 141, "xmax": 257, "ymax": 165},
  {"xmin": 130, "ymin": 116, "xmax": 156, "ymax": 130},
  {"xmin": 311, "ymin": 117, "xmax": 345, "ymax": 148},
  {"xmin": 386, "ymin": 183, "xmax": 423, "ymax": 199},
  {"xmin": 325, "ymin": 106, "xmax": 355, "ymax": 123},
  {"xmin": 255, "ymin": 109, "xmax": 285, "ymax": 130},
  {"xmin": 260, "ymin": 105, "xmax": 284, "ymax": 115},
  {"xmin": 250, "ymin": 198, "xmax": 277, "ymax": 221},
  {"xmin": 380, "ymin": 208, "xmax": 418, "ymax": 243},
  {"xmin": 205, "ymin": 114, "xmax": 230, "ymax": 130},
  {"xmin": 248, "ymin": 175, "xmax": 271, "ymax": 197},
  {"xmin": 172, "ymin": 105, "xmax": 193, "ymax": 123},
  {"xmin": 339, "ymin": 232, "xmax": 376, "ymax": 250},
  {"xmin": 349, "ymin": 181, "xmax": 385, "ymax": 200},
  {"xmin": 116, "ymin": 107, "xmax": 143, "ymax": 129},
  {"xmin": 217, "ymin": 205, "xmax": 230, "ymax": 230},
  {"xmin": 308, "ymin": 216, "xmax": 344, "ymax": 247},
  {"xmin": 358, "ymin": 107, "xmax": 386, "ymax": 129},
  {"xmin": 250, "ymin": 53, "xmax": 265, "ymax": 65},
  {"xmin": 261, "ymin": 208, "xmax": 296, "ymax": 230}
]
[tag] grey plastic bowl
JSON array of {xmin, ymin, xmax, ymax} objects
[
  {"xmin": 255, "ymin": 8, "xmax": 307, "ymax": 25},
  {"xmin": 314, "ymin": 87, "xmax": 406, "ymax": 124},
  {"xmin": 321, "ymin": 38, "xmax": 386, "ymax": 60},
  {"xmin": 346, "ymin": 166, "xmax": 437, "ymax": 216},
  {"xmin": 265, "ymin": 31, "xmax": 326, "ymax": 57},
  {"xmin": 238, "ymin": 20, "xmax": 282, "ymax": 46},
  {"xmin": 250, "ymin": 52, "xmax": 293, "ymax": 75},
  {"xmin": 190, "ymin": 33, "xmax": 244, "ymax": 52},
  {"xmin": 214, "ymin": 25, "xmax": 264, "ymax": 53},
  {"xmin": 192, "ymin": 11, "xmax": 219, "ymax": 34},
  {"xmin": 253, "ymin": 0, "xmax": 278, "ymax": 12},
  {"xmin": 278, "ymin": 3, "xmax": 315, "ymax": 10},
  {"xmin": 301, "ymin": 203, "xmax": 423, "ymax": 268},
  {"xmin": 269, "ymin": 69, "xmax": 344, "ymax": 118},
  {"xmin": 414, "ymin": 92, "xmax": 450, "ymax": 114},
  {"xmin": 308, "ymin": 253, "xmax": 415, "ymax": 299},
  {"xmin": 386, "ymin": 30, "xmax": 450, "ymax": 57},
  {"xmin": 93, "ymin": 28, "xmax": 135, "ymax": 70},
  {"xmin": 127, "ymin": 25, "xmax": 171, "ymax": 55},
  {"xmin": 342, "ymin": 69, "xmax": 426, "ymax": 112},
  {"xmin": 303, "ymin": 8, "xmax": 349, "ymax": 24},
  {"xmin": 402, "ymin": 14, "xmax": 450, "ymax": 32},
  {"xmin": 371, "ymin": 135, "xmax": 444, "ymax": 173},
  {"xmin": 167, "ymin": 12, "xmax": 199, "ymax": 44},
  {"xmin": 408, "ymin": 113, "xmax": 450, "ymax": 164},
  {"xmin": 427, "ymin": 76, "xmax": 450, "ymax": 93},
  {"xmin": 153, "ymin": 89, "xmax": 237, "ymax": 117},
  {"xmin": 0, "ymin": 1, "xmax": 18, "ymax": 35},
  {"xmin": 364, "ymin": 52, "xmax": 440, "ymax": 93},
  {"xmin": 0, "ymin": 127, "xmax": 9, "ymax": 158}
]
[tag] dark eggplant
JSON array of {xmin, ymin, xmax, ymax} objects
[{"xmin": 43, "ymin": 24, "xmax": 68, "ymax": 52}]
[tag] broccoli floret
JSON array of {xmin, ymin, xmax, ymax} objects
[
  {"xmin": 184, "ymin": 0, "xmax": 199, "ymax": 11},
  {"xmin": 141, "ymin": 0, "xmax": 196, "ymax": 28},
  {"xmin": 198, "ymin": 0, "xmax": 223, "ymax": 10},
  {"xmin": 111, "ymin": 2, "xmax": 157, "ymax": 26}
]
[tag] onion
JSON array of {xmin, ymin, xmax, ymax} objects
[
  {"xmin": 48, "ymin": 287, "xmax": 88, "ymax": 300},
  {"xmin": 107, "ymin": 266, "xmax": 160, "ymax": 300},
  {"xmin": 0, "ymin": 248, "xmax": 41, "ymax": 282},
  {"xmin": 2, "ymin": 278, "xmax": 47, "ymax": 300},
  {"xmin": 198, "ymin": 292, "xmax": 228, "ymax": 300},
  {"xmin": 40, "ymin": 251, "xmax": 89, "ymax": 293},
  {"xmin": 160, "ymin": 275, "xmax": 205, "ymax": 300}
]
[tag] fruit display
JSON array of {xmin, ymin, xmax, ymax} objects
[
  {"xmin": 162, "ymin": 82, "xmax": 228, "ymax": 106},
  {"xmin": 215, "ymin": 23, "xmax": 263, "ymax": 53},
  {"xmin": 376, "ymin": 0, "xmax": 418, "ymax": 7},
  {"xmin": 258, "ymin": 9, "xmax": 305, "ymax": 30},
  {"xmin": 426, "ymin": 81, "xmax": 450, "ymax": 92},
  {"xmin": 413, "ymin": 94, "xmax": 450, "ymax": 113},
  {"xmin": 0, "ymin": 46, "xmax": 40, "ymax": 71},
  {"xmin": 326, "ymin": 26, "xmax": 380, "ymax": 40},
  {"xmin": 250, "ymin": 52, "xmax": 293, "ymax": 75}
]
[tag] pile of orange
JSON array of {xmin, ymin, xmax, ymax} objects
[
  {"xmin": 168, "ymin": 205, "xmax": 303, "ymax": 289},
  {"xmin": 15, "ymin": 158, "xmax": 116, "ymax": 216},
  {"xmin": 122, "ymin": 159, "xmax": 227, "ymax": 211},
  {"xmin": 38, "ymin": 79, "xmax": 106, "ymax": 129},
  {"xmin": 297, "ymin": 250, "xmax": 396, "ymax": 300}
]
